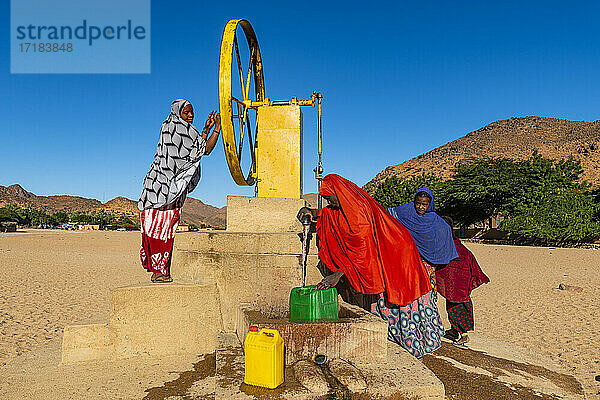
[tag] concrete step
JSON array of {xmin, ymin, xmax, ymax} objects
[
  {"xmin": 61, "ymin": 282, "xmax": 223, "ymax": 363},
  {"xmin": 174, "ymin": 230, "xmax": 318, "ymax": 255},
  {"xmin": 226, "ymin": 196, "xmax": 306, "ymax": 233}
]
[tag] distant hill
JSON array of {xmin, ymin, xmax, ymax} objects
[
  {"xmin": 0, "ymin": 184, "xmax": 226, "ymax": 229},
  {"xmin": 181, "ymin": 197, "xmax": 226, "ymax": 228},
  {"xmin": 0, "ymin": 184, "xmax": 104, "ymax": 213},
  {"xmin": 363, "ymin": 116, "xmax": 600, "ymax": 193}
]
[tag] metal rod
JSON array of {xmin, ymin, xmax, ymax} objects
[
  {"xmin": 245, "ymin": 46, "xmax": 255, "ymax": 103},
  {"xmin": 300, "ymin": 215, "xmax": 311, "ymax": 287},
  {"xmin": 301, "ymin": 223, "xmax": 309, "ymax": 287},
  {"xmin": 244, "ymin": 110, "xmax": 253, "ymax": 165},
  {"xmin": 318, "ymin": 184, "xmax": 322, "ymax": 209},
  {"xmin": 236, "ymin": 102, "xmax": 244, "ymax": 161},
  {"xmin": 316, "ymin": 92, "xmax": 324, "ymax": 209},
  {"xmin": 233, "ymin": 35, "xmax": 247, "ymax": 101},
  {"xmin": 248, "ymin": 117, "xmax": 257, "ymax": 170}
]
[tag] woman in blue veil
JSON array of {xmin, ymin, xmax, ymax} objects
[{"xmin": 387, "ymin": 188, "xmax": 459, "ymax": 289}]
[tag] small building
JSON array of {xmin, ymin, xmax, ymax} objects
[
  {"xmin": 176, "ymin": 224, "xmax": 189, "ymax": 232},
  {"xmin": 0, "ymin": 221, "xmax": 17, "ymax": 232}
]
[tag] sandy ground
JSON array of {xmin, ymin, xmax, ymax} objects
[
  {"xmin": 0, "ymin": 230, "xmax": 146, "ymax": 366},
  {"xmin": 0, "ymin": 230, "xmax": 599, "ymax": 398},
  {"xmin": 464, "ymin": 242, "xmax": 600, "ymax": 398}
]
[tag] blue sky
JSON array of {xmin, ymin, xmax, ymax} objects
[{"xmin": 2, "ymin": 1, "xmax": 600, "ymax": 207}]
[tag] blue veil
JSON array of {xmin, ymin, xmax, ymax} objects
[{"xmin": 387, "ymin": 187, "xmax": 458, "ymax": 264}]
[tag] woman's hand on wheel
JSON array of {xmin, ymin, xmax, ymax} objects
[
  {"xmin": 213, "ymin": 113, "xmax": 221, "ymax": 132},
  {"xmin": 203, "ymin": 111, "xmax": 216, "ymax": 130}
]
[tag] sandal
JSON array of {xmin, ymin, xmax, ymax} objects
[
  {"xmin": 151, "ymin": 273, "xmax": 173, "ymax": 283},
  {"xmin": 454, "ymin": 333, "xmax": 470, "ymax": 347}
]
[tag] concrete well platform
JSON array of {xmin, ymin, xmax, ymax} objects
[
  {"xmin": 62, "ymin": 196, "xmax": 322, "ymax": 363},
  {"xmin": 62, "ymin": 220, "xmax": 324, "ymax": 362},
  {"xmin": 54, "ymin": 195, "xmax": 586, "ymax": 398},
  {"xmin": 215, "ymin": 332, "xmax": 445, "ymax": 399},
  {"xmin": 8, "ymin": 330, "xmax": 586, "ymax": 399},
  {"xmin": 236, "ymin": 302, "xmax": 388, "ymax": 365},
  {"xmin": 171, "ymin": 230, "xmax": 323, "ymax": 331}
]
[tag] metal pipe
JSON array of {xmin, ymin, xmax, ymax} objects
[
  {"xmin": 316, "ymin": 92, "xmax": 323, "ymax": 209},
  {"xmin": 300, "ymin": 215, "xmax": 311, "ymax": 287}
]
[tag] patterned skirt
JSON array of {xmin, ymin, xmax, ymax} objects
[
  {"xmin": 371, "ymin": 290, "xmax": 444, "ymax": 358},
  {"xmin": 446, "ymin": 298, "xmax": 474, "ymax": 333},
  {"xmin": 422, "ymin": 260, "xmax": 437, "ymax": 294},
  {"xmin": 140, "ymin": 207, "xmax": 181, "ymax": 276}
]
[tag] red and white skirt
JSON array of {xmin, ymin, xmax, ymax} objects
[{"xmin": 139, "ymin": 207, "xmax": 181, "ymax": 276}]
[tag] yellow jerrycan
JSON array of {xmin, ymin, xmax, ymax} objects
[{"xmin": 244, "ymin": 326, "xmax": 284, "ymax": 389}]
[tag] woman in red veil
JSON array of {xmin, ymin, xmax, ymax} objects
[{"xmin": 298, "ymin": 174, "xmax": 444, "ymax": 357}]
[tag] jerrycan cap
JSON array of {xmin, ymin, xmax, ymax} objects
[{"xmin": 249, "ymin": 325, "xmax": 259, "ymax": 332}]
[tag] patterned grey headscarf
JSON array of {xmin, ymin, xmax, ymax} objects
[{"xmin": 138, "ymin": 99, "xmax": 207, "ymax": 211}]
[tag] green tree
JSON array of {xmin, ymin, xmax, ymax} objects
[
  {"xmin": 501, "ymin": 185, "xmax": 600, "ymax": 243},
  {"xmin": 115, "ymin": 215, "xmax": 136, "ymax": 227},
  {"xmin": 25, "ymin": 206, "xmax": 51, "ymax": 227},
  {"xmin": 2, "ymin": 204, "xmax": 29, "ymax": 225},
  {"xmin": 439, "ymin": 158, "xmax": 526, "ymax": 226},
  {"xmin": 373, "ymin": 173, "xmax": 441, "ymax": 208},
  {"xmin": 51, "ymin": 212, "xmax": 69, "ymax": 225},
  {"xmin": 373, "ymin": 154, "xmax": 600, "ymax": 243},
  {"xmin": 93, "ymin": 210, "xmax": 116, "ymax": 227},
  {"xmin": 0, "ymin": 206, "xmax": 22, "ymax": 223},
  {"xmin": 439, "ymin": 153, "xmax": 586, "ymax": 226}
]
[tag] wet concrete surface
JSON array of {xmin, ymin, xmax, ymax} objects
[
  {"xmin": 422, "ymin": 342, "xmax": 584, "ymax": 400},
  {"xmin": 143, "ymin": 352, "xmax": 216, "ymax": 400},
  {"xmin": 139, "ymin": 335, "xmax": 584, "ymax": 399},
  {"xmin": 140, "ymin": 334, "xmax": 439, "ymax": 399}
]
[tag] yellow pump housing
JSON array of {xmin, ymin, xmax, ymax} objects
[
  {"xmin": 244, "ymin": 327, "xmax": 284, "ymax": 389},
  {"xmin": 256, "ymin": 105, "xmax": 303, "ymax": 198},
  {"xmin": 219, "ymin": 19, "xmax": 323, "ymax": 199}
]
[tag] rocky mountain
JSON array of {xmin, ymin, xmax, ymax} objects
[
  {"xmin": 0, "ymin": 184, "xmax": 226, "ymax": 228},
  {"xmin": 0, "ymin": 184, "xmax": 35, "ymax": 199},
  {"xmin": 363, "ymin": 116, "xmax": 600, "ymax": 193},
  {"xmin": 181, "ymin": 197, "xmax": 226, "ymax": 228},
  {"xmin": 0, "ymin": 185, "xmax": 104, "ymax": 213}
]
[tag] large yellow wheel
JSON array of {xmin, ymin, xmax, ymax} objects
[{"xmin": 219, "ymin": 19, "xmax": 265, "ymax": 186}]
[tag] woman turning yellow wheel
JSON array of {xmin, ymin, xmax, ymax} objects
[{"xmin": 138, "ymin": 99, "xmax": 221, "ymax": 283}]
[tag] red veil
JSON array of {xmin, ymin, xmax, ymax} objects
[{"xmin": 317, "ymin": 174, "xmax": 432, "ymax": 306}]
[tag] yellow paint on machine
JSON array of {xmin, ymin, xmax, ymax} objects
[
  {"xmin": 219, "ymin": 19, "xmax": 264, "ymax": 186},
  {"xmin": 244, "ymin": 327, "xmax": 285, "ymax": 389},
  {"xmin": 256, "ymin": 105, "xmax": 303, "ymax": 198}
]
